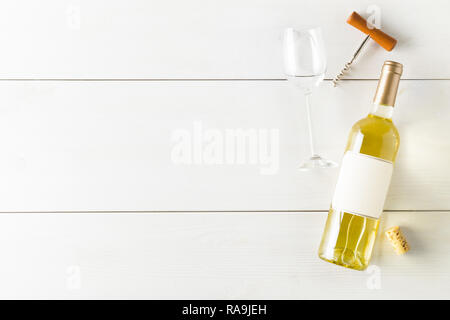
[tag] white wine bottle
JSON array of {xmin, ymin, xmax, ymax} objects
[{"xmin": 318, "ymin": 61, "xmax": 403, "ymax": 270}]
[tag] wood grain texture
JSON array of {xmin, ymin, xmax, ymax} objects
[
  {"xmin": 0, "ymin": 0, "xmax": 449, "ymax": 79},
  {"xmin": 0, "ymin": 80, "xmax": 448, "ymax": 212},
  {"xmin": 0, "ymin": 211, "xmax": 448, "ymax": 299}
]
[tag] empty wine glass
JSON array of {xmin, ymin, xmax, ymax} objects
[{"xmin": 283, "ymin": 27, "xmax": 337, "ymax": 170}]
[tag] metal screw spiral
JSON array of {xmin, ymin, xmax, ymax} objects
[
  {"xmin": 332, "ymin": 61, "xmax": 353, "ymax": 87},
  {"xmin": 332, "ymin": 35, "xmax": 371, "ymax": 87}
]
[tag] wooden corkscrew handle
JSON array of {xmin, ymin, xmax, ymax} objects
[{"xmin": 347, "ymin": 11, "xmax": 397, "ymax": 51}]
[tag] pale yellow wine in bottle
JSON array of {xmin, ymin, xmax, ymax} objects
[{"xmin": 318, "ymin": 61, "xmax": 403, "ymax": 270}]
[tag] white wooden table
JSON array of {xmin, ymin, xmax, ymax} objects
[{"xmin": 0, "ymin": 0, "xmax": 448, "ymax": 299}]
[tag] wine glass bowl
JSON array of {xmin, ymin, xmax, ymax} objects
[{"xmin": 283, "ymin": 27, "xmax": 326, "ymax": 93}]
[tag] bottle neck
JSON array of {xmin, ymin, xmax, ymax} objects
[
  {"xmin": 372, "ymin": 61, "xmax": 403, "ymax": 113},
  {"xmin": 369, "ymin": 103, "xmax": 394, "ymax": 119}
]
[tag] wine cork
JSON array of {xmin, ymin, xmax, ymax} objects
[{"xmin": 385, "ymin": 226, "xmax": 410, "ymax": 255}]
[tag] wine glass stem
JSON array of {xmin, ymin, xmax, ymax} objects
[{"xmin": 304, "ymin": 93, "xmax": 316, "ymax": 157}]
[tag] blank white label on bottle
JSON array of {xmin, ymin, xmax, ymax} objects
[{"xmin": 332, "ymin": 152, "xmax": 394, "ymax": 219}]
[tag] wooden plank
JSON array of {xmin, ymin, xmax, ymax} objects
[
  {"xmin": 0, "ymin": 211, "xmax": 448, "ymax": 299},
  {"xmin": 0, "ymin": 0, "xmax": 448, "ymax": 79},
  {"xmin": 0, "ymin": 80, "xmax": 448, "ymax": 212}
]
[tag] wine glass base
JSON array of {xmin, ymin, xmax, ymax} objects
[{"xmin": 298, "ymin": 155, "xmax": 338, "ymax": 171}]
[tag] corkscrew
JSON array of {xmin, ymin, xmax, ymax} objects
[{"xmin": 332, "ymin": 12, "xmax": 398, "ymax": 87}]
